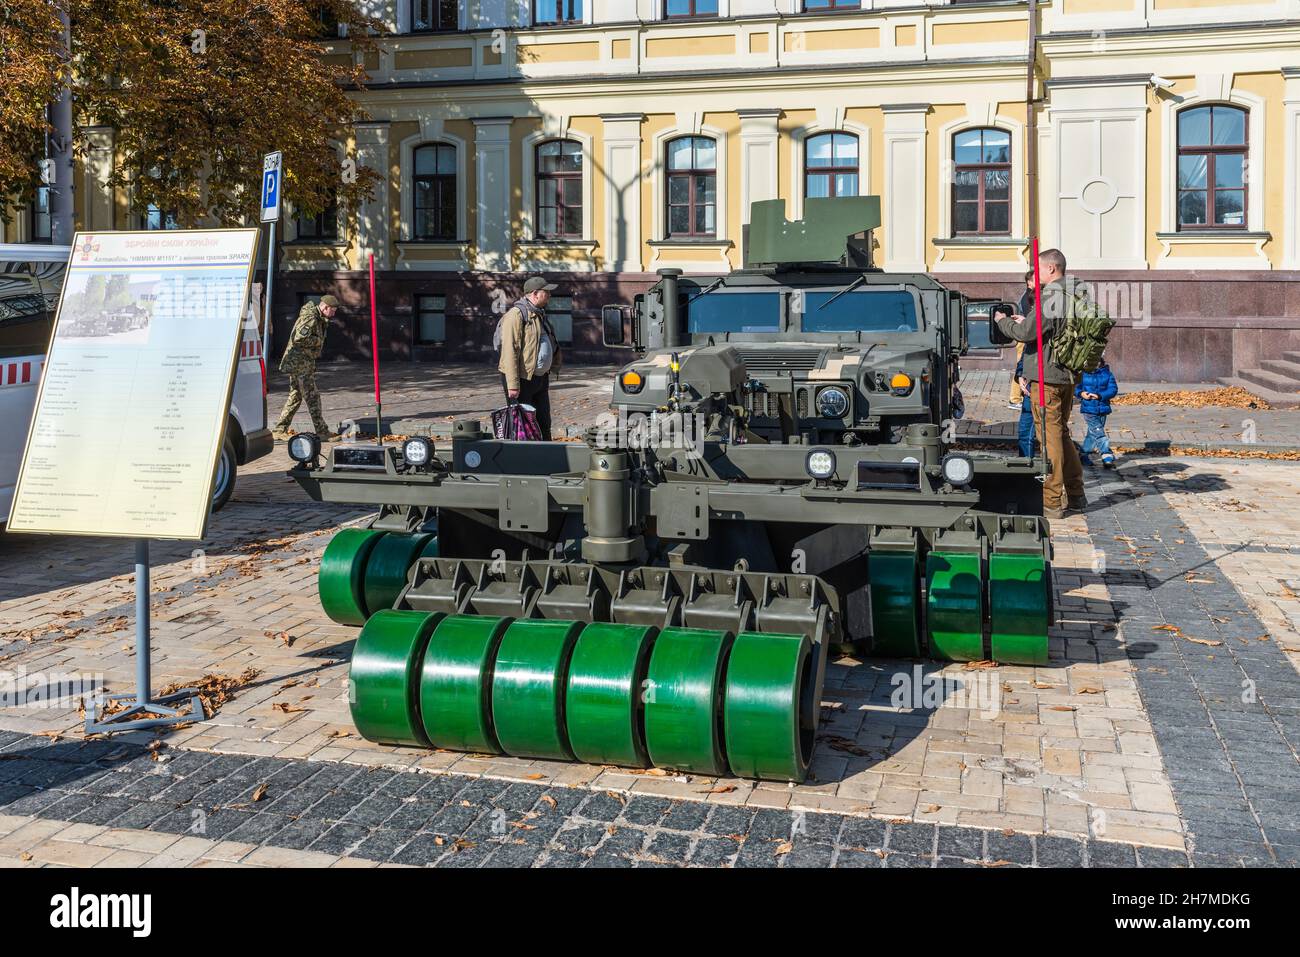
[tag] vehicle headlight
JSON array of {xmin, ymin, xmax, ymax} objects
[
  {"xmin": 402, "ymin": 436, "xmax": 432, "ymax": 468},
  {"xmin": 620, "ymin": 370, "xmax": 645, "ymax": 394},
  {"xmin": 941, "ymin": 453, "xmax": 974, "ymax": 487},
  {"xmin": 287, "ymin": 432, "xmax": 320, "ymax": 465},
  {"xmin": 815, "ymin": 386, "xmax": 849, "ymax": 419},
  {"xmin": 805, "ymin": 448, "xmax": 837, "ymax": 480},
  {"xmin": 890, "ymin": 373, "xmax": 913, "ymax": 397}
]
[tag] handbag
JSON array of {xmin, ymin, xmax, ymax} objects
[{"xmin": 492, "ymin": 402, "xmax": 543, "ymax": 441}]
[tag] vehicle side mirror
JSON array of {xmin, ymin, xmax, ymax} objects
[
  {"xmin": 987, "ymin": 302, "xmax": 1016, "ymax": 346},
  {"xmin": 602, "ymin": 305, "xmax": 630, "ymax": 347}
]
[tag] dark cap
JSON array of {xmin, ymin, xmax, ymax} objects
[
  {"xmin": 318, "ymin": 295, "xmax": 340, "ymax": 309},
  {"xmin": 523, "ymin": 276, "xmax": 557, "ymax": 294}
]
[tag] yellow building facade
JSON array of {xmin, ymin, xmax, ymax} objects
[{"xmin": 9, "ymin": 0, "xmax": 1300, "ymax": 383}]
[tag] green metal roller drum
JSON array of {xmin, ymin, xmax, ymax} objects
[
  {"xmin": 419, "ymin": 614, "xmax": 512, "ymax": 753},
  {"xmin": 362, "ymin": 532, "xmax": 434, "ymax": 616},
  {"xmin": 868, "ymin": 551, "xmax": 921, "ymax": 657},
  {"xmin": 723, "ymin": 632, "xmax": 814, "ymax": 783},
  {"xmin": 643, "ymin": 627, "xmax": 733, "ymax": 776},
  {"xmin": 491, "ymin": 618, "xmax": 585, "ymax": 761},
  {"xmin": 349, "ymin": 609, "xmax": 445, "ymax": 746},
  {"xmin": 564, "ymin": 622, "xmax": 658, "ymax": 768},
  {"xmin": 989, "ymin": 553, "xmax": 1050, "ymax": 665},
  {"xmin": 319, "ymin": 528, "xmax": 387, "ymax": 625},
  {"xmin": 925, "ymin": 551, "xmax": 984, "ymax": 661}
]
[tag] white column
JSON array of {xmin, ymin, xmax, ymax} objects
[
  {"xmin": 474, "ymin": 117, "xmax": 513, "ymax": 271},
  {"xmin": 1283, "ymin": 67, "xmax": 1300, "ymax": 270},
  {"xmin": 882, "ymin": 103, "xmax": 930, "ymax": 272},
  {"xmin": 81, "ymin": 126, "xmax": 114, "ymax": 231},
  {"xmin": 738, "ymin": 108, "xmax": 781, "ymax": 265},
  {"xmin": 601, "ymin": 113, "xmax": 644, "ymax": 272},
  {"xmin": 354, "ymin": 121, "xmax": 391, "ymax": 269}
]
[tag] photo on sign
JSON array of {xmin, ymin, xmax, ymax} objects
[{"xmin": 56, "ymin": 271, "xmax": 157, "ymax": 345}]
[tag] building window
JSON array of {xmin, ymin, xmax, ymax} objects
[
  {"xmin": 415, "ymin": 294, "xmax": 446, "ymax": 343},
  {"xmin": 803, "ymin": 0, "xmax": 860, "ymax": 10},
  {"xmin": 295, "ymin": 200, "xmax": 339, "ymax": 242},
  {"xmin": 535, "ymin": 0, "xmax": 582, "ymax": 24},
  {"xmin": 143, "ymin": 205, "xmax": 179, "ymax": 230},
  {"xmin": 536, "ymin": 140, "xmax": 583, "ymax": 239},
  {"xmin": 413, "ymin": 143, "xmax": 457, "ymax": 241},
  {"xmin": 665, "ymin": 0, "xmax": 718, "ymax": 17},
  {"xmin": 952, "ymin": 127, "xmax": 1011, "ymax": 236},
  {"xmin": 666, "ymin": 135, "xmax": 717, "ymax": 238},
  {"xmin": 547, "ymin": 296, "xmax": 574, "ymax": 343},
  {"xmin": 805, "ymin": 132, "xmax": 858, "ymax": 200},
  {"xmin": 412, "ymin": 0, "xmax": 458, "ymax": 31},
  {"xmin": 1177, "ymin": 104, "xmax": 1247, "ymax": 230},
  {"xmin": 29, "ymin": 187, "xmax": 52, "ymax": 242}
]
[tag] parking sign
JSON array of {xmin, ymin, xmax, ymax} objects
[{"xmin": 261, "ymin": 151, "xmax": 282, "ymax": 223}]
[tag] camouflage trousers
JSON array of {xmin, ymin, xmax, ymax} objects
[{"xmin": 274, "ymin": 372, "xmax": 329, "ymax": 433}]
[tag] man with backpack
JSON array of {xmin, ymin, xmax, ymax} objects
[
  {"xmin": 496, "ymin": 275, "xmax": 560, "ymax": 440},
  {"xmin": 996, "ymin": 249, "xmax": 1112, "ymax": 519}
]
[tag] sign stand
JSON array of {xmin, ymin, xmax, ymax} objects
[
  {"xmin": 86, "ymin": 540, "xmax": 204, "ymax": 734},
  {"xmin": 260, "ymin": 151, "xmax": 283, "ymax": 363}
]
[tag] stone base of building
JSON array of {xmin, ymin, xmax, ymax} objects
[{"xmin": 271, "ymin": 269, "xmax": 1300, "ymax": 384}]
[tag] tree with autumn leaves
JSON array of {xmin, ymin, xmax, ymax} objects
[{"xmin": 0, "ymin": 0, "xmax": 381, "ymax": 229}]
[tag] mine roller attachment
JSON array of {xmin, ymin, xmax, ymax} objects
[
  {"xmin": 319, "ymin": 529, "xmax": 439, "ymax": 625},
  {"xmin": 346, "ymin": 612, "xmax": 825, "ymax": 782},
  {"xmin": 348, "ymin": 609, "xmax": 445, "ymax": 746},
  {"xmin": 925, "ymin": 524, "xmax": 985, "ymax": 662},
  {"xmin": 491, "ymin": 619, "xmax": 585, "ymax": 761},
  {"xmin": 565, "ymin": 622, "xmax": 658, "ymax": 768},
  {"xmin": 363, "ymin": 532, "xmax": 435, "ymax": 619},
  {"xmin": 643, "ymin": 627, "xmax": 733, "ymax": 776},
  {"xmin": 419, "ymin": 614, "xmax": 510, "ymax": 752},
  {"xmin": 867, "ymin": 527, "xmax": 922, "ymax": 658},
  {"xmin": 988, "ymin": 516, "xmax": 1051, "ymax": 666},
  {"xmin": 724, "ymin": 632, "xmax": 815, "ymax": 783},
  {"xmin": 319, "ymin": 528, "xmax": 387, "ymax": 625}
]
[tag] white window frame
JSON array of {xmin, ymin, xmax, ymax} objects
[
  {"xmin": 1161, "ymin": 89, "xmax": 1263, "ymax": 235},
  {"xmin": 651, "ymin": 121, "xmax": 728, "ymax": 243}
]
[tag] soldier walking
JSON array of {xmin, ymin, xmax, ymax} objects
[{"xmin": 272, "ymin": 294, "xmax": 340, "ymax": 440}]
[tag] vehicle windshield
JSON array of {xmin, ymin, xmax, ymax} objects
[
  {"xmin": 800, "ymin": 290, "xmax": 918, "ymax": 333},
  {"xmin": 685, "ymin": 291, "xmax": 781, "ymax": 333}
]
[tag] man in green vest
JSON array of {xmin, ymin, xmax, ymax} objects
[{"xmin": 272, "ymin": 295, "xmax": 340, "ymax": 440}]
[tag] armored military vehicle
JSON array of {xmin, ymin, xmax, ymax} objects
[{"xmin": 287, "ymin": 197, "xmax": 1049, "ymax": 782}]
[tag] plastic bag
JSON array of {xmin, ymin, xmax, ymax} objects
[{"xmin": 491, "ymin": 402, "xmax": 543, "ymax": 441}]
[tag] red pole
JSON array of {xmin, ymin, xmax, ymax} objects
[
  {"xmin": 1032, "ymin": 237, "xmax": 1049, "ymax": 479},
  {"xmin": 369, "ymin": 252, "xmax": 382, "ymax": 442}
]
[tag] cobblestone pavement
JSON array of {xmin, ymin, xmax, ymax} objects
[
  {"xmin": 1, "ymin": 368, "xmax": 1297, "ymax": 867},
  {"xmin": 281, "ymin": 361, "xmax": 1300, "ymax": 451}
]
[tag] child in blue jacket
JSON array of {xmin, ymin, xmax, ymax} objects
[{"xmin": 1075, "ymin": 360, "xmax": 1119, "ymax": 467}]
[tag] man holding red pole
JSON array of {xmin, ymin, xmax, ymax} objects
[{"xmin": 995, "ymin": 247, "xmax": 1087, "ymax": 520}]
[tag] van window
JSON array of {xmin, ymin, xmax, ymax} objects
[{"xmin": 0, "ymin": 257, "xmax": 65, "ymax": 359}]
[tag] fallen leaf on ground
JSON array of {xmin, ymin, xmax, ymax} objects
[
  {"xmin": 252, "ymin": 783, "xmax": 268, "ymax": 802},
  {"xmin": 1180, "ymin": 635, "xmax": 1223, "ymax": 647}
]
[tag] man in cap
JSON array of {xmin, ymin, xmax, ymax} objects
[
  {"xmin": 496, "ymin": 275, "xmax": 561, "ymax": 440},
  {"xmin": 272, "ymin": 294, "xmax": 340, "ymax": 440}
]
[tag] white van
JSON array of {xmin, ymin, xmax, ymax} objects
[{"xmin": 0, "ymin": 242, "xmax": 272, "ymax": 525}]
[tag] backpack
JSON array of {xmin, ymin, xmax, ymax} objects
[{"xmin": 1053, "ymin": 284, "xmax": 1115, "ymax": 376}]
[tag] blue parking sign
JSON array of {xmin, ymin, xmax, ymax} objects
[{"xmin": 260, "ymin": 151, "xmax": 282, "ymax": 223}]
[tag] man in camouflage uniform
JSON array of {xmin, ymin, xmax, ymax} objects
[{"xmin": 272, "ymin": 294, "xmax": 340, "ymax": 440}]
